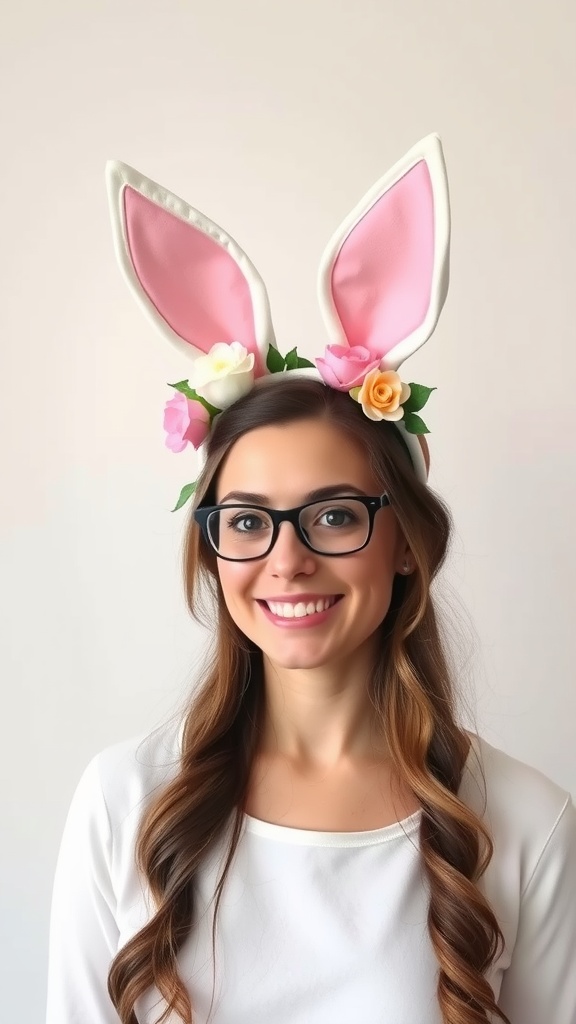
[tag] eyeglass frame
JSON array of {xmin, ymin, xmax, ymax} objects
[{"xmin": 193, "ymin": 493, "xmax": 392, "ymax": 562}]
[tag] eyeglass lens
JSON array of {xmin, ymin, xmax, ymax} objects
[{"xmin": 207, "ymin": 499, "xmax": 371, "ymax": 559}]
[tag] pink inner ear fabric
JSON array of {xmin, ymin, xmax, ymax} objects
[
  {"xmin": 331, "ymin": 160, "xmax": 435, "ymax": 358},
  {"xmin": 124, "ymin": 187, "xmax": 260, "ymax": 361}
]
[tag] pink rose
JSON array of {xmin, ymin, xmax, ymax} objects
[
  {"xmin": 163, "ymin": 393, "xmax": 210, "ymax": 452},
  {"xmin": 315, "ymin": 345, "xmax": 381, "ymax": 391}
]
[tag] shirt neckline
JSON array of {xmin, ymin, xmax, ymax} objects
[{"xmin": 243, "ymin": 807, "xmax": 423, "ymax": 847}]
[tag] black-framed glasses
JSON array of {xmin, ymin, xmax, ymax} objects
[{"xmin": 193, "ymin": 494, "xmax": 391, "ymax": 561}]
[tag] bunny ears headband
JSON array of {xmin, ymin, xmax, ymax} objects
[{"xmin": 106, "ymin": 133, "xmax": 450, "ymax": 510}]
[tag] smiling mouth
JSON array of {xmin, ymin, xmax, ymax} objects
[{"xmin": 259, "ymin": 596, "xmax": 342, "ymax": 619}]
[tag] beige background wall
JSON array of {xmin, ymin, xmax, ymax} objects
[{"xmin": 1, "ymin": 0, "xmax": 574, "ymax": 1018}]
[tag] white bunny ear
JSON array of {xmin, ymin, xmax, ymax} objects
[
  {"xmin": 317, "ymin": 134, "xmax": 450, "ymax": 372},
  {"xmin": 105, "ymin": 161, "xmax": 276, "ymax": 376}
]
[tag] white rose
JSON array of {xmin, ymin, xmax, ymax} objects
[{"xmin": 191, "ymin": 342, "xmax": 255, "ymax": 410}]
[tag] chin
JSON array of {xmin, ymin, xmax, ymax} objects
[
  {"xmin": 260, "ymin": 638, "xmax": 356, "ymax": 673},
  {"xmin": 244, "ymin": 623, "xmax": 382, "ymax": 674}
]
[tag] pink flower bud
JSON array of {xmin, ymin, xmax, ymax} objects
[
  {"xmin": 163, "ymin": 393, "xmax": 210, "ymax": 452},
  {"xmin": 315, "ymin": 344, "xmax": 381, "ymax": 391}
]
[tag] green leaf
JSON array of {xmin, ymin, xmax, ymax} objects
[
  {"xmin": 349, "ymin": 386, "xmax": 361, "ymax": 402},
  {"xmin": 284, "ymin": 347, "xmax": 299, "ymax": 370},
  {"xmin": 266, "ymin": 346, "xmax": 286, "ymax": 373},
  {"xmin": 403, "ymin": 412, "xmax": 430, "ymax": 435},
  {"xmin": 402, "ymin": 384, "xmax": 436, "ymax": 415},
  {"xmin": 171, "ymin": 481, "xmax": 197, "ymax": 512},
  {"xmin": 169, "ymin": 379, "xmax": 195, "ymax": 399},
  {"xmin": 168, "ymin": 382, "xmax": 219, "ymax": 418},
  {"xmin": 296, "ymin": 356, "xmax": 315, "ymax": 369}
]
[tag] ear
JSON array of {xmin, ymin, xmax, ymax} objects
[
  {"xmin": 317, "ymin": 134, "xmax": 450, "ymax": 372},
  {"xmin": 105, "ymin": 161, "xmax": 276, "ymax": 376}
]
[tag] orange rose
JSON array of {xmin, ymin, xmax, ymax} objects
[{"xmin": 353, "ymin": 368, "xmax": 411, "ymax": 422}]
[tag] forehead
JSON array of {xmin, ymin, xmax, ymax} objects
[{"xmin": 215, "ymin": 418, "xmax": 380, "ymax": 503}]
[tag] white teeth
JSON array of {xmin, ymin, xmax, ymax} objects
[{"xmin": 266, "ymin": 597, "xmax": 338, "ymax": 619}]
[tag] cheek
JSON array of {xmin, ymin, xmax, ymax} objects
[
  {"xmin": 371, "ymin": 519, "xmax": 405, "ymax": 573},
  {"xmin": 351, "ymin": 529, "xmax": 398, "ymax": 582},
  {"xmin": 347, "ymin": 537, "xmax": 399, "ymax": 614},
  {"xmin": 353, "ymin": 567, "xmax": 395, "ymax": 616},
  {"xmin": 217, "ymin": 562, "xmax": 256, "ymax": 612}
]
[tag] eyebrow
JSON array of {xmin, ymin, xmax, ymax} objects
[{"xmin": 218, "ymin": 484, "xmax": 370, "ymax": 504}]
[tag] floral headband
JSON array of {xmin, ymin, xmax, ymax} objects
[{"xmin": 106, "ymin": 134, "xmax": 450, "ymax": 510}]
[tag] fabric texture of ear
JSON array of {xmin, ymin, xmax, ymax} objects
[
  {"xmin": 106, "ymin": 140, "xmax": 447, "ymax": 491},
  {"xmin": 106, "ymin": 161, "xmax": 276, "ymax": 376},
  {"xmin": 317, "ymin": 134, "xmax": 450, "ymax": 373}
]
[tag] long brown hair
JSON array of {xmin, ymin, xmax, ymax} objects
[{"xmin": 108, "ymin": 377, "xmax": 510, "ymax": 1024}]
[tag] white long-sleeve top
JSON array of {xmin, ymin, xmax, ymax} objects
[{"xmin": 46, "ymin": 723, "xmax": 576, "ymax": 1024}]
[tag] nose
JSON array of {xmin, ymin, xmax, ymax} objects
[{"xmin": 266, "ymin": 521, "xmax": 316, "ymax": 579}]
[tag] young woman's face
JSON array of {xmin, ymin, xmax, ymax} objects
[{"xmin": 214, "ymin": 417, "xmax": 411, "ymax": 673}]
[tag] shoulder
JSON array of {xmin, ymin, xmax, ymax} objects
[
  {"xmin": 461, "ymin": 732, "xmax": 575, "ymax": 893},
  {"xmin": 57, "ymin": 718, "xmax": 186, "ymax": 916},
  {"xmin": 71, "ymin": 717, "xmax": 184, "ymax": 845},
  {"xmin": 95, "ymin": 716, "xmax": 183, "ymax": 799}
]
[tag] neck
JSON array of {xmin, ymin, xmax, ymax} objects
[{"xmin": 257, "ymin": 642, "xmax": 389, "ymax": 768}]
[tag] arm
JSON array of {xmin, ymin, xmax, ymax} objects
[
  {"xmin": 46, "ymin": 756, "xmax": 122, "ymax": 1024},
  {"xmin": 498, "ymin": 795, "xmax": 576, "ymax": 1024}
]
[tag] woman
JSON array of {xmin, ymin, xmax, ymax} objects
[{"xmin": 47, "ymin": 137, "xmax": 576, "ymax": 1024}]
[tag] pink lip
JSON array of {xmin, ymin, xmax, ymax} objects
[{"xmin": 257, "ymin": 595, "xmax": 343, "ymax": 629}]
